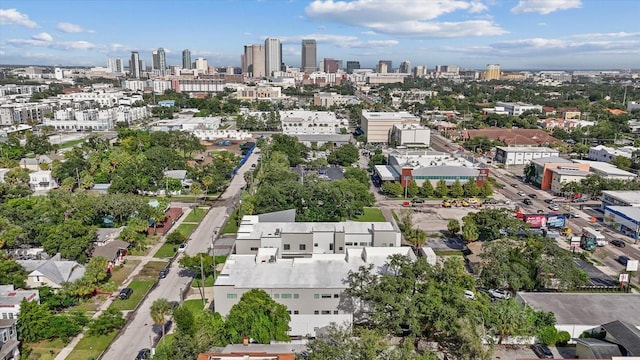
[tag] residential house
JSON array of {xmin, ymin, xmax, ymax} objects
[
  {"xmin": 576, "ymin": 320, "xmax": 640, "ymax": 357},
  {"xmin": 19, "ymin": 155, "xmax": 53, "ymax": 171},
  {"xmin": 197, "ymin": 342, "xmax": 305, "ymax": 360},
  {"xmin": 0, "ymin": 319, "xmax": 19, "ymax": 360},
  {"xmin": 0, "ymin": 285, "xmax": 40, "ymax": 320},
  {"xmin": 163, "ymin": 169, "xmax": 192, "ymax": 192},
  {"xmin": 16, "ymin": 254, "xmax": 86, "ymax": 289},
  {"xmin": 28, "ymin": 170, "xmax": 58, "ymax": 192},
  {"xmin": 588, "ymin": 145, "xmax": 639, "ymax": 163},
  {"xmin": 558, "ymin": 107, "xmax": 581, "ymax": 119},
  {"xmin": 92, "ymin": 230, "xmax": 128, "ymax": 271}
]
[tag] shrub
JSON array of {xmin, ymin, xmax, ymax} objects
[
  {"xmin": 538, "ymin": 326, "xmax": 558, "ymax": 345},
  {"xmin": 556, "ymin": 331, "xmax": 571, "ymax": 346}
]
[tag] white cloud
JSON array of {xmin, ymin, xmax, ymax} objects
[
  {"xmin": 511, "ymin": 0, "xmax": 581, "ymax": 15},
  {"xmin": 278, "ymin": 33, "xmax": 399, "ymax": 49},
  {"xmin": 305, "ymin": 0, "xmax": 504, "ymax": 37},
  {"xmin": 0, "ymin": 8, "xmax": 37, "ymax": 28},
  {"xmin": 570, "ymin": 32, "xmax": 640, "ymax": 39},
  {"xmin": 57, "ymin": 22, "xmax": 84, "ymax": 32},
  {"xmin": 0, "ymin": 50, "xmax": 4, "ymax": 56},
  {"xmin": 32, "ymin": 32, "xmax": 53, "ymax": 42}
]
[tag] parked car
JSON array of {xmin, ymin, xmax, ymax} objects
[
  {"xmin": 548, "ymin": 204, "xmax": 560, "ymax": 211},
  {"xmin": 531, "ymin": 343, "xmax": 554, "ymax": 358},
  {"xmin": 411, "ymin": 198, "xmax": 425, "ymax": 204},
  {"xmin": 511, "ymin": 183, "xmax": 519, "ymax": 188},
  {"xmin": 618, "ymin": 255, "xmax": 630, "ymax": 266},
  {"xmin": 610, "ymin": 239, "xmax": 626, "ymax": 248},
  {"xmin": 569, "ymin": 212, "xmax": 580, "ymax": 218},
  {"xmin": 488, "ymin": 289, "xmax": 511, "ymax": 300},
  {"xmin": 528, "ymin": 193, "xmax": 538, "ymax": 199},
  {"xmin": 517, "ymin": 191, "xmax": 526, "ymax": 196},
  {"xmin": 572, "ymin": 197, "xmax": 587, "ymax": 203},
  {"xmin": 158, "ymin": 268, "xmax": 169, "ymax": 279},
  {"xmin": 544, "ymin": 199, "xmax": 555, "ymax": 204},
  {"xmin": 464, "ymin": 290, "xmax": 476, "ymax": 300},
  {"xmin": 537, "ymin": 209, "xmax": 544, "ymax": 214},
  {"xmin": 523, "ymin": 199, "xmax": 533, "ymax": 205},
  {"xmin": 178, "ymin": 243, "xmax": 187, "ymax": 253},
  {"xmin": 135, "ymin": 348, "xmax": 151, "ymax": 360},
  {"xmin": 119, "ymin": 287, "xmax": 133, "ymax": 300},
  {"xmin": 483, "ymin": 199, "xmax": 499, "ymax": 205}
]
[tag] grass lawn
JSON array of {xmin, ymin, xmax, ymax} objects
[
  {"xmin": 138, "ymin": 261, "xmax": 169, "ymax": 279},
  {"xmin": 155, "ymin": 333, "xmax": 175, "ymax": 354},
  {"xmin": 181, "ymin": 299, "xmax": 205, "ymax": 316},
  {"xmin": 110, "ymin": 260, "xmax": 141, "ymax": 285},
  {"xmin": 59, "ymin": 138, "xmax": 85, "ymax": 148},
  {"xmin": 175, "ymin": 223, "xmax": 197, "ymax": 238},
  {"xmin": 154, "ymin": 243, "xmax": 176, "ymax": 258},
  {"xmin": 65, "ymin": 330, "xmax": 118, "ymax": 360},
  {"xmin": 109, "ymin": 279, "xmax": 155, "ymax": 311},
  {"xmin": 183, "ymin": 208, "xmax": 209, "ymax": 223},
  {"xmin": 355, "ymin": 207, "xmax": 386, "ymax": 222},
  {"xmin": 27, "ymin": 338, "xmax": 66, "ymax": 360},
  {"xmin": 191, "ymin": 274, "xmax": 215, "ymax": 287},
  {"xmin": 221, "ymin": 209, "xmax": 239, "ymax": 234}
]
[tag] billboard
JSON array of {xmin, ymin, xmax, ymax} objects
[
  {"xmin": 523, "ymin": 214, "xmax": 547, "ymax": 228},
  {"xmin": 546, "ymin": 215, "xmax": 566, "ymax": 228}
]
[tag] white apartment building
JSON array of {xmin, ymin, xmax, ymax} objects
[
  {"xmin": 175, "ymin": 79, "xmax": 225, "ymax": 93},
  {"xmin": 494, "ymin": 146, "xmax": 560, "ymax": 166},
  {"xmin": 280, "ymin": 110, "xmax": 348, "ymax": 135},
  {"xmin": 313, "ymin": 92, "xmax": 359, "ymax": 107},
  {"xmin": 0, "ymin": 84, "xmax": 49, "ymax": 97},
  {"xmin": 494, "ymin": 101, "xmax": 543, "ymax": 116},
  {"xmin": 391, "ymin": 123, "xmax": 431, "ymax": 146},
  {"xmin": 0, "ymin": 102, "xmax": 54, "ymax": 126},
  {"xmin": 121, "ymin": 80, "xmax": 147, "ymax": 92},
  {"xmin": 234, "ymin": 215, "xmax": 401, "ymax": 256},
  {"xmin": 236, "ymin": 86, "xmax": 283, "ymax": 100},
  {"xmin": 58, "ymin": 91, "xmax": 124, "ymax": 107},
  {"xmin": 360, "ymin": 110, "xmax": 420, "ymax": 143},
  {"xmin": 152, "ymin": 80, "xmax": 172, "ymax": 94},
  {"xmin": 214, "ymin": 246, "xmax": 415, "ymax": 337},
  {"xmin": 29, "ymin": 170, "xmax": 58, "ymax": 192},
  {"xmin": 366, "ymin": 73, "xmax": 411, "ymax": 84},
  {"xmin": 0, "ymin": 285, "xmax": 40, "ymax": 320},
  {"xmin": 588, "ymin": 145, "xmax": 639, "ymax": 163},
  {"xmin": 47, "ymin": 106, "xmax": 148, "ymax": 130}
]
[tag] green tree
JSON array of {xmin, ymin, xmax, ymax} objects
[
  {"xmin": 462, "ymin": 221, "xmax": 479, "ymax": 242},
  {"xmin": 151, "ymin": 298, "xmax": 174, "ymax": 341},
  {"xmin": 486, "ymin": 299, "xmax": 533, "ymax": 344},
  {"xmin": 327, "ymin": 143, "xmax": 360, "ymax": 166},
  {"xmin": 0, "ymin": 256, "xmax": 27, "ymax": 288},
  {"xmin": 450, "ymin": 180, "xmax": 464, "ymax": 198},
  {"xmin": 479, "ymin": 180, "xmax": 494, "ymax": 197},
  {"xmin": 17, "ymin": 299, "xmax": 51, "ymax": 343},
  {"xmin": 167, "ymin": 231, "xmax": 187, "ymax": 245},
  {"xmin": 419, "ymin": 181, "xmax": 434, "ymax": 197},
  {"xmin": 406, "ymin": 180, "xmax": 419, "ymax": 198},
  {"xmin": 381, "ymin": 181, "xmax": 403, "ymax": 197},
  {"xmin": 224, "ymin": 289, "xmax": 291, "ymax": 344},
  {"xmin": 173, "ymin": 305, "xmax": 196, "ymax": 336},
  {"xmin": 610, "ymin": 155, "xmax": 632, "ymax": 170},
  {"xmin": 447, "ymin": 219, "xmax": 461, "ymax": 235},
  {"xmin": 434, "ymin": 180, "xmax": 449, "ymax": 198},
  {"xmin": 463, "ymin": 181, "xmax": 480, "ymax": 197},
  {"xmin": 88, "ymin": 307, "xmax": 126, "ymax": 336},
  {"xmin": 343, "ymin": 167, "xmax": 370, "ymax": 186}
]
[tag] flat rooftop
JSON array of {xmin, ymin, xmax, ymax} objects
[
  {"xmin": 362, "ymin": 110, "xmax": 419, "ymax": 121},
  {"xmin": 548, "ymin": 167, "xmax": 591, "ymax": 176},
  {"xmin": 496, "ymin": 146, "xmax": 558, "ymax": 153},
  {"xmin": 605, "ymin": 206, "xmax": 640, "ymax": 221},
  {"xmin": 518, "ymin": 293, "xmax": 640, "ymax": 325},
  {"xmin": 530, "ymin": 156, "xmax": 573, "ymax": 165},
  {"xmin": 602, "ymin": 190, "xmax": 640, "ymax": 205},
  {"xmin": 237, "ymin": 220, "xmax": 396, "ymax": 240},
  {"xmin": 573, "ymin": 160, "xmax": 637, "ymax": 177}
]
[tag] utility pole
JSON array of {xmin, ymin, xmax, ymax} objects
[{"xmin": 199, "ymin": 254, "xmax": 205, "ymax": 306}]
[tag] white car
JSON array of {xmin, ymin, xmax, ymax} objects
[
  {"xmin": 517, "ymin": 191, "xmax": 526, "ymax": 196},
  {"xmin": 464, "ymin": 290, "xmax": 476, "ymax": 300},
  {"xmin": 548, "ymin": 204, "xmax": 560, "ymax": 211},
  {"xmin": 177, "ymin": 243, "xmax": 187, "ymax": 253},
  {"xmin": 488, "ymin": 289, "xmax": 512, "ymax": 300}
]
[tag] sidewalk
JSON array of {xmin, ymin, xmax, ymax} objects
[{"xmin": 53, "ymin": 207, "xmax": 192, "ymax": 360}]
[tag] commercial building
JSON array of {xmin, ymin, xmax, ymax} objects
[
  {"xmin": 601, "ymin": 191, "xmax": 640, "ymax": 209},
  {"xmin": 194, "ymin": 57, "xmax": 208, "ymax": 73},
  {"xmin": 390, "ymin": 123, "xmax": 430, "ymax": 147},
  {"xmin": 152, "ymin": 48, "xmax": 167, "ymax": 76},
  {"xmin": 312, "ymin": 92, "xmax": 359, "ymax": 107},
  {"xmin": 182, "ymin": 49, "xmax": 192, "ymax": 69},
  {"xmin": 346, "ymin": 61, "xmax": 360, "ymax": 74},
  {"xmin": 360, "ymin": 110, "xmax": 420, "ymax": 143},
  {"xmin": 484, "ymin": 64, "xmax": 501, "ymax": 80},
  {"xmin": 301, "ymin": 39, "xmax": 316, "ymax": 74},
  {"xmin": 399, "ymin": 61, "xmax": 411, "ymax": 74},
  {"xmin": 280, "ymin": 110, "xmax": 348, "ymax": 136},
  {"xmin": 494, "ymin": 101, "xmax": 543, "ymax": 116},
  {"xmin": 265, "ymin": 38, "xmax": 282, "ymax": 76},
  {"xmin": 323, "ymin": 58, "xmax": 339, "ymax": 73},
  {"xmin": 494, "ymin": 146, "xmax": 560, "ymax": 166},
  {"xmin": 603, "ymin": 206, "xmax": 640, "ymax": 240},
  {"xmin": 572, "ymin": 160, "xmax": 637, "ymax": 180},
  {"xmin": 214, "ymin": 246, "xmax": 415, "ymax": 337},
  {"xmin": 0, "ymin": 285, "xmax": 40, "ymax": 320},
  {"xmin": 549, "ymin": 166, "xmax": 591, "ymax": 195},
  {"xmin": 413, "ymin": 65, "xmax": 427, "ymax": 77},
  {"xmin": 234, "ymin": 214, "xmax": 401, "ymax": 256},
  {"xmin": 129, "ymin": 51, "xmax": 140, "ymax": 78},
  {"xmin": 588, "ymin": 145, "xmax": 639, "ymax": 163},
  {"xmin": 374, "ymin": 150, "xmax": 489, "ymax": 188},
  {"xmin": 243, "ymin": 44, "xmax": 266, "ymax": 78},
  {"xmin": 527, "ymin": 157, "xmax": 589, "ymax": 191}
]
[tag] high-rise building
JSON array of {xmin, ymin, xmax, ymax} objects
[
  {"xmin": 195, "ymin": 57, "xmax": 208, "ymax": 73},
  {"xmin": 323, "ymin": 58, "xmax": 339, "ymax": 73},
  {"xmin": 399, "ymin": 61, "xmax": 411, "ymax": 74},
  {"xmin": 301, "ymin": 39, "xmax": 317, "ymax": 73},
  {"xmin": 346, "ymin": 61, "xmax": 360, "ymax": 74},
  {"xmin": 378, "ymin": 60, "xmax": 392, "ymax": 73},
  {"xmin": 264, "ymin": 38, "xmax": 281, "ymax": 77},
  {"xmin": 152, "ymin": 48, "xmax": 167, "ymax": 75},
  {"xmin": 485, "ymin": 64, "xmax": 501, "ymax": 80},
  {"xmin": 243, "ymin": 44, "xmax": 266, "ymax": 78},
  {"xmin": 107, "ymin": 58, "xmax": 123, "ymax": 74},
  {"xmin": 182, "ymin": 49, "xmax": 192, "ymax": 69},
  {"xmin": 413, "ymin": 65, "xmax": 427, "ymax": 77},
  {"xmin": 129, "ymin": 51, "xmax": 140, "ymax": 78},
  {"xmin": 139, "ymin": 60, "xmax": 146, "ymax": 73}
]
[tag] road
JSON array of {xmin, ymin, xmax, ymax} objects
[{"xmin": 102, "ymin": 150, "xmax": 259, "ymax": 359}]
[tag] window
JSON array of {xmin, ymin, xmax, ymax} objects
[
  {"xmin": 334, "ymin": 310, "xmax": 339, "ymax": 314},
  {"xmin": 299, "ymin": 244, "xmax": 306, "ymax": 251},
  {"xmin": 321, "ymin": 294, "xmax": 332, "ymax": 299},
  {"xmin": 314, "ymin": 294, "xmax": 320, "ymax": 299},
  {"xmin": 321, "ymin": 310, "xmax": 331, "ymax": 314},
  {"xmin": 283, "ymin": 244, "xmax": 290, "ymax": 250},
  {"xmin": 273, "ymin": 294, "xmax": 280, "ymax": 299},
  {"xmin": 281, "ymin": 294, "xmax": 292, "ymax": 299},
  {"xmin": 250, "ymin": 247, "xmax": 258, "ymax": 251},
  {"xmin": 294, "ymin": 310, "xmax": 299, "ymax": 315},
  {"xmin": 2, "ymin": 331, "xmax": 7, "ymax": 342},
  {"xmin": 314, "ymin": 243, "xmax": 318, "ymax": 247},
  {"xmin": 287, "ymin": 310, "xmax": 291, "ymax": 314},
  {"xmin": 226, "ymin": 293, "xmax": 238, "ymax": 299},
  {"xmin": 329, "ymin": 244, "xmax": 334, "ymax": 251},
  {"xmin": 293, "ymin": 294, "xmax": 299, "ymax": 299},
  {"xmin": 314, "ymin": 310, "xmax": 319, "ymax": 315},
  {"xmin": 338, "ymin": 247, "xmax": 343, "ymax": 251},
  {"xmin": 333, "ymin": 294, "xmax": 339, "ymax": 298}
]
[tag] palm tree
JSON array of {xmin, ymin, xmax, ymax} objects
[{"xmin": 150, "ymin": 298, "xmax": 174, "ymax": 341}]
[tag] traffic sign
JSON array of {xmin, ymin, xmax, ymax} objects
[{"xmin": 619, "ymin": 273, "xmax": 629, "ymax": 283}]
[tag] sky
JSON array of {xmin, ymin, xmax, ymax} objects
[{"xmin": 1, "ymin": 0, "xmax": 639, "ymax": 70}]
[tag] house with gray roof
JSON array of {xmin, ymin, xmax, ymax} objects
[
  {"xmin": 0, "ymin": 285, "xmax": 39, "ymax": 320},
  {"xmin": 0, "ymin": 319, "xmax": 19, "ymax": 360},
  {"xmin": 16, "ymin": 253, "xmax": 85, "ymax": 289}
]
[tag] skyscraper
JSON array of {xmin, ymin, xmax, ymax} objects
[
  {"xmin": 129, "ymin": 51, "xmax": 140, "ymax": 78},
  {"xmin": 378, "ymin": 60, "xmax": 392, "ymax": 73},
  {"xmin": 243, "ymin": 44, "xmax": 266, "ymax": 78},
  {"xmin": 264, "ymin": 38, "xmax": 281, "ymax": 77},
  {"xmin": 182, "ymin": 49, "xmax": 192, "ymax": 69},
  {"xmin": 323, "ymin": 58, "xmax": 338, "ymax": 73},
  {"xmin": 107, "ymin": 58, "xmax": 123, "ymax": 74},
  {"xmin": 301, "ymin": 39, "xmax": 316, "ymax": 73},
  {"xmin": 485, "ymin": 64, "xmax": 501, "ymax": 80},
  {"xmin": 152, "ymin": 48, "xmax": 167, "ymax": 75},
  {"xmin": 195, "ymin": 57, "xmax": 208, "ymax": 73},
  {"xmin": 399, "ymin": 61, "xmax": 411, "ymax": 74},
  {"xmin": 346, "ymin": 61, "xmax": 360, "ymax": 74},
  {"xmin": 413, "ymin": 65, "xmax": 427, "ymax": 77}
]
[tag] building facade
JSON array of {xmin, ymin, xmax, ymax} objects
[
  {"xmin": 182, "ymin": 49, "xmax": 192, "ymax": 69},
  {"xmin": 360, "ymin": 110, "xmax": 420, "ymax": 143},
  {"xmin": 265, "ymin": 38, "xmax": 282, "ymax": 77},
  {"xmin": 301, "ymin": 39, "xmax": 316, "ymax": 74},
  {"xmin": 494, "ymin": 146, "xmax": 560, "ymax": 166},
  {"xmin": 484, "ymin": 64, "xmax": 501, "ymax": 80},
  {"xmin": 129, "ymin": 51, "xmax": 140, "ymax": 78}
]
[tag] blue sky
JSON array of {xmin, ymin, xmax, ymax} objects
[{"xmin": 1, "ymin": 0, "xmax": 639, "ymax": 70}]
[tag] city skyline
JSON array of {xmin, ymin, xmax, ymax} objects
[{"xmin": 1, "ymin": 0, "xmax": 639, "ymax": 70}]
